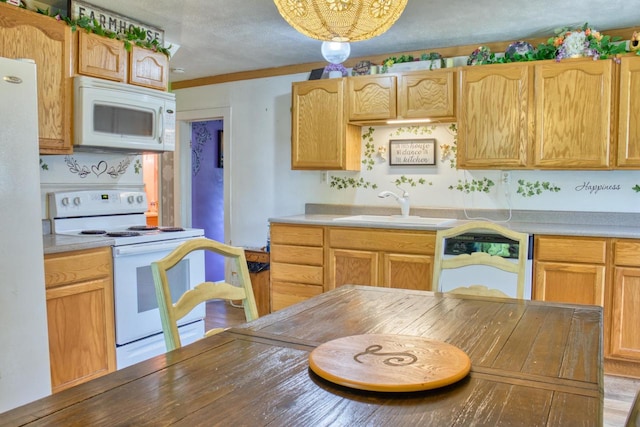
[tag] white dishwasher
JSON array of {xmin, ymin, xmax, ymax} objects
[{"xmin": 439, "ymin": 232, "xmax": 534, "ymax": 299}]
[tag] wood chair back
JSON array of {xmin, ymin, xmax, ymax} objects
[
  {"xmin": 432, "ymin": 221, "xmax": 529, "ymax": 299},
  {"xmin": 152, "ymin": 238, "xmax": 258, "ymax": 351}
]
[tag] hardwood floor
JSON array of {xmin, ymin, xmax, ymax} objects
[{"xmin": 206, "ymin": 300, "xmax": 640, "ymax": 426}]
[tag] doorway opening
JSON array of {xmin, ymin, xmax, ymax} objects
[
  {"xmin": 175, "ymin": 107, "xmax": 231, "ymax": 282},
  {"xmin": 191, "ymin": 119, "xmax": 224, "ymax": 282}
]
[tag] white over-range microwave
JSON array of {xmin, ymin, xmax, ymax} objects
[{"xmin": 74, "ymin": 76, "xmax": 176, "ymax": 153}]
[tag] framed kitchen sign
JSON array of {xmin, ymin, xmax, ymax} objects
[
  {"xmin": 68, "ymin": 0, "xmax": 164, "ymax": 45},
  {"xmin": 389, "ymin": 139, "xmax": 436, "ymax": 166}
]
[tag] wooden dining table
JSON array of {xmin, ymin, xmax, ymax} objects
[{"xmin": 2, "ymin": 285, "xmax": 603, "ymax": 426}]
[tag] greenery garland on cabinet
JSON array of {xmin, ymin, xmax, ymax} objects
[{"xmin": 2, "ymin": 1, "xmax": 170, "ymax": 57}]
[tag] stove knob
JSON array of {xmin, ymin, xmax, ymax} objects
[
  {"xmin": 136, "ymin": 195, "xmax": 144, "ymax": 204},
  {"xmin": 73, "ymin": 197, "xmax": 81, "ymax": 206},
  {"xmin": 61, "ymin": 197, "xmax": 69, "ymax": 206},
  {"xmin": 127, "ymin": 195, "xmax": 135, "ymax": 204}
]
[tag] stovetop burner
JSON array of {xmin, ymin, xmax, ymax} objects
[
  {"xmin": 81, "ymin": 230, "xmax": 107, "ymax": 235},
  {"xmin": 107, "ymin": 231, "xmax": 142, "ymax": 237},
  {"xmin": 159, "ymin": 227, "xmax": 185, "ymax": 232},
  {"xmin": 128, "ymin": 225, "xmax": 158, "ymax": 231},
  {"xmin": 49, "ymin": 189, "xmax": 204, "ymax": 246}
]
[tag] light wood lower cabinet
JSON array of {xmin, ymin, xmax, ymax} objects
[
  {"xmin": 270, "ymin": 224, "xmax": 324, "ymax": 311},
  {"xmin": 270, "ymin": 224, "xmax": 435, "ymax": 310},
  {"xmin": 607, "ymin": 240, "xmax": 640, "ymax": 377},
  {"xmin": 328, "ymin": 228, "xmax": 435, "ymax": 291},
  {"xmin": 533, "ymin": 235, "xmax": 607, "ymax": 306},
  {"xmin": 44, "ymin": 247, "xmax": 116, "ymax": 393},
  {"xmin": 534, "ymin": 235, "xmax": 640, "ymax": 377}
]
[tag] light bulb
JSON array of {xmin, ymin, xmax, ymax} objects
[{"xmin": 321, "ymin": 41, "xmax": 351, "ymax": 64}]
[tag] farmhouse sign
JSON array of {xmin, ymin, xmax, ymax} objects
[
  {"xmin": 69, "ymin": 0, "xmax": 164, "ymax": 44},
  {"xmin": 389, "ymin": 139, "xmax": 436, "ymax": 166}
]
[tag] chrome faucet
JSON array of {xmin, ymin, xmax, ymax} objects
[{"xmin": 378, "ymin": 187, "xmax": 410, "ymax": 217}]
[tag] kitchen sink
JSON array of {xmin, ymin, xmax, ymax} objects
[{"xmin": 332, "ymin": 215, "xmax": 457, "ymax": 226}]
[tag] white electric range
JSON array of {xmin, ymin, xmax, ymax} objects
[{"xmin": 49, "ymin": 189, "xmax": 206, "ymax": 369}]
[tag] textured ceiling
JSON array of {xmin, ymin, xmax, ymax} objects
[{"xmin": 39, "ymin": 0, "xmax": 640, "ymax": 83}]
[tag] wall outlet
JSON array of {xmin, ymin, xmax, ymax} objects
[{"xmin": 501, "ymin": 171, "xmax": 511, "ymax": 185}]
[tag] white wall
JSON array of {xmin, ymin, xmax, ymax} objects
[{"xmin": 175, "ymin": 73, "xmax": 640, "ymax": 248}]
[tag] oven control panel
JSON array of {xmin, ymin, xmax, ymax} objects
[{"xmin": 48, "ymin": 190, "xmax": 148, "ymax": 218}]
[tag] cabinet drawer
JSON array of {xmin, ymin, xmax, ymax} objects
[
  {"xmin": 535, "ymin": 236, "xmax": 607, "ymax": 264},
  {"xmin": 271, "ymin": 224, "xmax": 323, "ymax": 246},
  {"xmin": 271, "ymin": 262, "xmax": 323, "ymax": 285},
  {"xmin": 45, "ymin": 247, "xmax": 112, "ymax": 289},
  {"xmin": 271, "ymin": 281, "xmax": 323, "ymax": 311},
  {"xmin": 271, "ymin": 244, "xmax": 323, "ymax": 266},
  {"xmin": 329, "ymin": 228, "xmax": 435, "ymax": 255},
  {"xmin": 615, "ymin": 240, "xmax": 640, "ymax": 267}
]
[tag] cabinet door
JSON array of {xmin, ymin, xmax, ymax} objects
[
  {"xmin": 534, "ymin": 59, "xmax": 612, "ymax": 168},
  {"xmin": 458, "ymin": 63, "xmax": 531, "ymax": 168},
  {"xmin": 44, "ymin": 247, "xmax": 115, "ymax": 393},
  {"xmin": 617, "ymin": 55, "xmax": 640, "ymax": 168},
  {"xmin": 534, "ymin": 235, "xmax": 607, "ymax": 306},
  {"xmin": 129, "ymin": 45, "xmax": 169, "ymax": 90},
  {"xmin": 347, "ymin": 75, "xmax": 396, "ymax": 121},
  {"xmin": 77, "ymin": 31, "xmax": 126, "ymax": 82},
  {"xmin": 610, "ymin": 267, "xmax": 640, "ymax": 360},
  {"xmin": 534, "ymin": 261, "xmax": 605, "ymax": 306},
  {"xmin": 398, "ymin": 69, "xmax": 455, "ymax": 120},
  {"xmin": 46, "ymin": 277, "xmax": 115, "ymax": 393},
  {"xmin": 0, "ymin": 3, "xmax": 72, "ymax": 153},
  {"xmin": 291, "ymin": 79, "xmax": 361, "ymax": 170},
  {"xmin": 330, "ymin": 248, "xmax": 379, "ymax": 289},
  {"xmin": 382, "ymin": 253, "xmax": 433, "ymax": 291}
]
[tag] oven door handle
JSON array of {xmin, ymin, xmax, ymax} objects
[{"xmin": 113, "ymin": 240, "xmax": 191, "ymax": 257}]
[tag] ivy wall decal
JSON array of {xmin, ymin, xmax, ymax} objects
[
  {"xmin": 330, "ymin": 176, "xmax": 378, "ymax": 190},
  {"xmin": 516, "ymin": 179, "xmax": 561, "ymax": 197},
  {"xmin": 361, "ymin": 127, "xmax": 376, "ymax": 170},
  {"xmin": 440, "ymin": 123, "xmax": 457, "ymax": 169},
  {"xmin": 449, "ymin": 177, "xmax": 495, "ymax": 193},
  {"xmin": 191, "ymin": 122, "xmax": 210, "ymax": 177}
]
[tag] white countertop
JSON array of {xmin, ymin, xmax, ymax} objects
[{"xmin": 269, "ymin": 213, "xmax": 640, "ymax": 239}]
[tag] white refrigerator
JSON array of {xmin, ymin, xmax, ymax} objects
[{"xmin": 0, "ymin": 57, "xmax": 51, "ymax": 412}]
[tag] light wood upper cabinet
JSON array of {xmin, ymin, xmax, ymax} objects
[
  {"xmin": 348, "ymin": 74, "xmax": 397, "ymax": 121},
  {"xmin": 347, "ymin": 69, "xmax": 456, "ymax": 123},
  {"xmin": 458, "ymin": 62, "xmax": 531, "ymax": 169},
  {"xmin": 457, "ymin": 58, "xmax": 619, "ymax": 170},
  {"xmin": 398, "ymin": 68, "xmax": 455, "ymax": 120},
  {"xmin": 617, "ymin": 55, "xmax": 640, "ymax": 167},
  {"xmin": 76, "ymin": 31, "xmax": 127, "ymax": 82},
  {"xmin": 129, "ymin": 45, "xmax": 169, "ymax": 90},
  {"xmin": 0, "ymin": 3, "xmax": 72, "ymax": 154},
  {"xmin": 44, "ymin": 247, "xmax": 116, "ymax": 393},
  {"xmin": 534, "ymin": 59, "xmax": 612, "ymax": 169},
  {"xmin": 291, "ymin": 79, "xmax": 362, "ymax": 170},
  {"xmin": 75, "ymin": 31, "xmax": 168, "ymax": 90},
  {"xmin": 533, "ymin": 235, "xmax": 607, "ymax": 306}
]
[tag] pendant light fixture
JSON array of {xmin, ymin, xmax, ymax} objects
[{"xmin": 274, "ymin": 0, "xmax": 408, "ymax": 63}]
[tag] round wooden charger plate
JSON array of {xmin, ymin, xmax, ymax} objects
[{"xmin": 309, "ymin": 334, "xmax": 471, "ymax": 392}]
